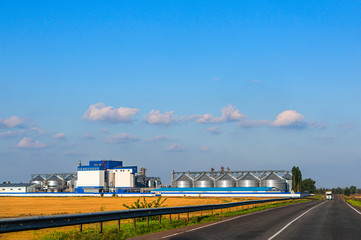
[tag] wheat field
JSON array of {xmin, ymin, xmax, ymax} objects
[{"xmin": 0, "ymin": 196, "xmax": 262, "ymax": 239}]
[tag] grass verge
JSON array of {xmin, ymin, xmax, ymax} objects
[
  {"xmin": 345, "ymin": 198, "xmax": 361, "ymax": 208},
  {"xmin": 37, "ymin": 199, "xmax": 310, "ymax": 240}
]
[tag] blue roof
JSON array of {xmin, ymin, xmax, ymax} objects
[{"xmin": 152, "ymin": 187, "xmax": 274, "ymax": 192}]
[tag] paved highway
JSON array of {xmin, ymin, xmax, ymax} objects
[{"xmin": 132, "ymin": 198, "xmax": 361, "ymax": 240}]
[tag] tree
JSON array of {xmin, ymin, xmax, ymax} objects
[
  {"xmin": 344, "ymin": 187, "xmax": 351, "ymax": 196},
  {"xmin": 292, "ymin": 166, "xmax": 303, "ymax": 192},
  {"xmin": 302, "ymin": 178, "xmax": 316, "ymax": 193},
  {"xmin": 350, "ymin": 186, "xmax": 357, "ymax": 195}
]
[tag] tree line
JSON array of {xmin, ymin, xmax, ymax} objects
[{"xmin": 315, "ymin": 186, "xmax": 359, "ymax": 196}]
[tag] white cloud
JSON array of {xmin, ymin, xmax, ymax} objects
[
  {"xmin": 206, "ymin": 126, "xmax": 222, "ymax": 134},
  {"xmin": 53, "ymin": 133, "xmax": 66, "ymax": 140},
  {"xmin": 16, "ymin": 137, "xmax": 47, "ymax": 149},
  {"xmin": 192, "ymin": 104, "xmax": 246, "ymax": 123},
  {"xmin": 0, "ymin": 131, "xmax": 17, "ymax": 138},
  {"xmin": 0, "ymin": 116, "xmax": 29, "ymax": 128},
  {"xmin": 213, "ymin": 77, "xmax": 220, "ymax": 82},
  {"xmin": 105, "ymin": 133, "xmax": 140, "ymax": 144},
  {"xmin": 166, "ymin": 143, "xmax": 185, "ymax": 152},
  {"xmin": 238, "ymin": 120, "xmax": 269, "ymax": 128},
  {"xmin": 144, "ymin": 110, "xmax": 178, "ymax": 125},
  {"xmin": 272, "ymin": 110, "xmax": 306, "ymax": 128},
  {"xmin": 83, "ymin": 103, "xmax": 140, "ymax": 123}
]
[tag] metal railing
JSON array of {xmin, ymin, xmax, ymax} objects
[{"xmin": 0, "ymin": 197, "xmax": 294, "ymax": 234}]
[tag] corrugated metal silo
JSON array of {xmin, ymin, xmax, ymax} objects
[
  {"xmin": 282, "ymin": 173, "xmax": 292, "ymax": 192},
  {"xmin": 194, "ymin": 174, "xmax": 214, "ymax": 188},
  {"xmin": 260, "ymin": 172, "xmax": 287, "ymax": 190},
  {"xmin": 215, "ymin": 173, "xmax": 236, "ymax": 188},
  {"xmin": 30, "ymin": 175, "xmax": 45, "ymax": 186},
  {"xmin": 237, "ymin": 173, "xmax": 260, "ymax": 187},
  {"xmin": 175, "ymin": 174, "xmax": 193, "ymax": 188}
]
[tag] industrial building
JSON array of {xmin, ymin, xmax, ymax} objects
[
  {"xmin": 0, "ymin": 183, "xmax": 36, "ymax": 193},
  {"xmin": 171, "ymin": 169, "xmax": 292, "ymax": 192},
  {"xmin": 25, "ymin": 160, "xmax": 162, "ymax": 194},
  {"xmin": 75, "ymin": 160, "xmax": 161, "ymax": 193}
]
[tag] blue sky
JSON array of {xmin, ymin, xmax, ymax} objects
[{"xmin": 1, "ymin": 1, "xmax": 360, "ymax": 188}]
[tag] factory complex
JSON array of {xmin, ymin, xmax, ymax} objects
[{"xmin": 1, "ymin": 160, "xmax": 305, "ymax": 198}]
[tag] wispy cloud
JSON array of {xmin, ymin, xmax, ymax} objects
[
  {"xmin": 0, "ymin": 116, "xmax": 29, "ymax": 128},
  {"xmin": 191, "ymin": 104, "xmax": 246, "ymax": 124},
  {"xmin": 53, "ymin": 133, "xmax": 66, "ymax": 140},
  {"xmin": 165, "ymin": 143, "xmax": 185, "ymax": 152},
  {"xmin": 144, "ymin": 110, "xmax": 179, "ymax": 125},
  {"xmin": 105, "ymin": 133, "xmax": 141, "ymax": 144},
  {"xmin": 16, "ymin": 137, "xmax": 48, "ymax": 149},
  {"xmin": 0, "ymin": 131, "xmax": 17, "ymax": 138},
  {"xmin": 83, "ymin": 103, "xmax": 140, "ymax": 123},
  {"xmin": 206, "ymin": 126, "xmax": 222, "ymax": 134}
]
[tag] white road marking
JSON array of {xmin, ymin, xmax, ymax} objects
[
  {"xmin": 160, "ymin": 232, "xmax": 183, "ymax": 238},
  {"xmin": 160, "ymin": 200, "xmax": 312, "ymax": 239},
  {"xmin": 267, "ymin": 201, "xmax": 325, "ymax": 240},
  {"xmin": 345, "ymin": 200, "xmax": 361, "ymax": 215}
]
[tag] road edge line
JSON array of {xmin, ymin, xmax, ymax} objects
[
  {"xmin": 344, "ymin": 200, "xmax": 361, "ymax": 215},
  {"xmin": 267, "ymin": 201, "xmax": 325, "ymax": 240}
]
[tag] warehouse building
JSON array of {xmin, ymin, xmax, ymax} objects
[{"xmin": 0, "ymin": 183, "xmax": 36, "ymax": 193}]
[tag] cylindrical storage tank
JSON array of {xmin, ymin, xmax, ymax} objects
[
  {"xmin": 30, "ymin": 175, "xmax": 45, "ymax": 186},
  {"xmin": 175, "ymin": 174, "xmax": 193, "ymax": 188},
  {"xmin": 215, "ymin": 174, "xmax": 236, "ymax": 188},
  {"xmin": 47, "ymin": 175, "xmax": 61, "ymax": 188},
  {"xmin": 282, "ymin": 173, "xmax": 292, "ymax": 192},
  {"xmin": 194, "ymin": 174, "xmax": 214, "ymax": 188},
  {"xmin": 260, "ymin": 172, "xmax": 287, "ymax": 190},
  {"xmin": 148, "ymin": 179, "xmax": 155, "ymax": 188},
  {"xmin": 155, "ymin": 179, "xmax": 162, "ymax": 188},
  {"xmin": 237, "ymin": 173, "xmax": 260, "ymax": 187}
]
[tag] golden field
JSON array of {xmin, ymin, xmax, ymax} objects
[
  {"xmin": 0, "ymin": 196, "xmax": 259, "ymax": 218},
  {"xmin": 0, "ymin": 196, "xmax": 262, "ymax": 239}
]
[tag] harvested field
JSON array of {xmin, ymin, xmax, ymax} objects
[
  {"xmin": 0, "ymin": 196, "xmax": 261, "ymax": 218},
  {"xmin": 0, "ymin": 196, "xmax": 265, "ymax": 240}
]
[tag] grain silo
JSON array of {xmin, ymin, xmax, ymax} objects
[
  {"xmin": 260, "ymin": 172, "xmax": 287, "ymax": 190},
  {"xmin": 215, "ymin": 173, "xmax": 236, "ymax": 188},
  {"xmin": 194, "ymin": 174, "xmax": 215, "ymax": 188},
  {"xmin": 237, "ymin": 173, "xmax": 260, "ymax": 187}
]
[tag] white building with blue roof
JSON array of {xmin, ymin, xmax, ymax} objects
[{"xmin": 76, "ymin": 160, "xmax": 137, "ymax": 193}]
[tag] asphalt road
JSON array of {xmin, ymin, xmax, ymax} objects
[{"xmin": 132, "ymin": 198, "xmax": 361, "ymax": 240}]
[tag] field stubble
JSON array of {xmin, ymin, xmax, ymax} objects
[{"xmin": 0, "ymin": 196, "xmax": 264, "ymax": 240}]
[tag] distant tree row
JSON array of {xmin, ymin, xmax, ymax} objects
[{"xmin": 314, "ymin": 186, "xmax": 359, "ymax": 196}]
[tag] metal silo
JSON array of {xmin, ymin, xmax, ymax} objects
[
  {"xmin": 30, "ymin": 175, "xmax": 45, "ymax": 186},
  {"xmin": 194, "ymin": 174, "xmax": 215, "ymax": 188},
  {"xmin": 47, "ymin": 175, "xmax": 61, "ymax": 189},
  {"xmin": 215, "ymin": 173, "xmax": 236, "ymax": 188},
  {"xmin": 260, "ymin": 172, "xmax": 287, "ymax": 190},
  {"xmin": 175, "ymin": 174, "xmax": 193, "ymax": 188},
  {"xmin": 237, "ymin": 173, "xmax": 260, "ymax": 187},
  {"xmin": 282, "ymin": 173, "xmax": 292, "ymax": 192}
]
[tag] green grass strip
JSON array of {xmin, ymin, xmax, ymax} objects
[{"xmin": 37, "ymin": 199, "xmax": 310, "ymax": 240}]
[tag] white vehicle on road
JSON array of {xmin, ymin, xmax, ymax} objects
[{"xmin": 325, "ymin": 191, "xmax": 332, "ymax": 200}]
